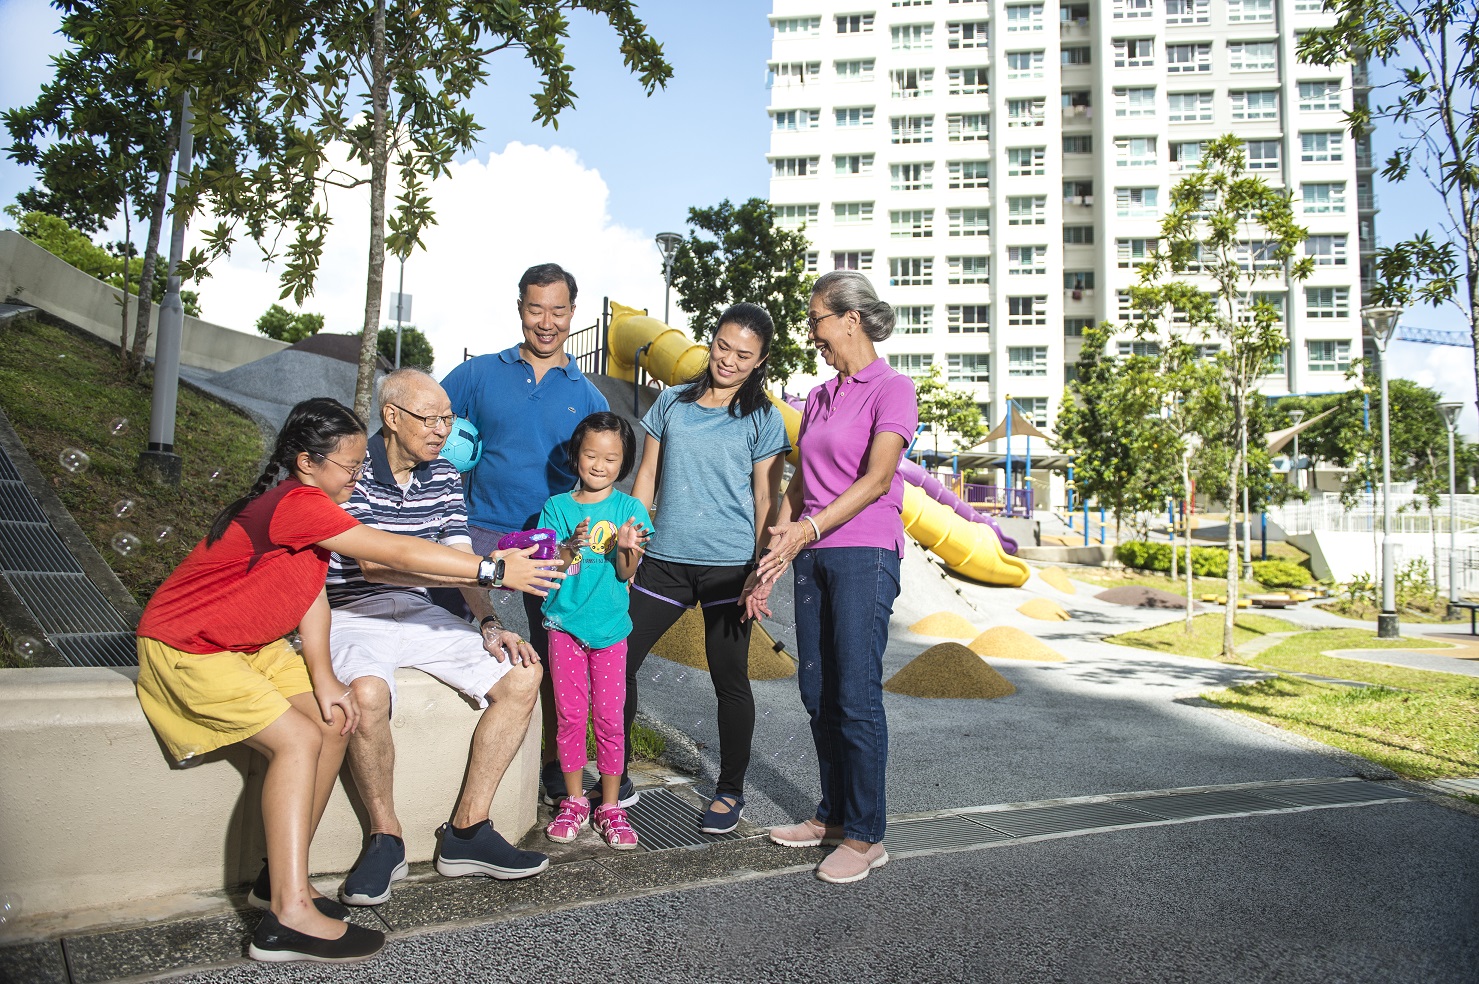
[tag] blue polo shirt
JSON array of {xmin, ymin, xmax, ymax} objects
[{"xmin": 441, "ymin": 344, "xmax": 609, "ymax": 532}]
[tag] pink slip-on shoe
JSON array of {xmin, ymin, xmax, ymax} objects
[
  {"xmin": 815, "ymin": 842, "xmax": 889, "ymax": 884},
  {"xmin": 592, "ymin": 804, "xmax": 639, "ymax": 850},
  {"xmin": 768, "ymin": 817, "xmax": 845, "ymax": 848},
  {"xmin": 545, "ymin": 796, "xmax": 590, "ymax": 843}
]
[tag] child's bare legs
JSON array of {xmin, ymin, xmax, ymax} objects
[
  {"xmin": 600, "ymin": 773, "xmax": 619, "ymax": 805},
  {"xmin": 244, "ymin": 694, "xmax": 351, "ymax": 940},
  {"xmin": 563, "ymin": 770, "xmax": 585, "ymax": 800}
]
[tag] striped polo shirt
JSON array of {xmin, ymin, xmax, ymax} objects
[{"xmin": 326, "ymin": 432, "xmax": 472, "ymax": 604}]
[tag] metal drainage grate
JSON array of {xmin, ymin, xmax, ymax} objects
[
  {"xmin": 1121, "ymin": 788, "xmax": 1290, "ymax": 821},
  {"xmin": 0, "ymin": 520, "xmax": 83, "ymax": 573},
  {"xmin": 0, "ymin": 481, "xmax": 48, "ymax": 523},
  {"xmin": 625, "ymin": 787, "xmax": 744, "ymax": 852},
  {"xmin": 970, "ymin": 801, "xmax": 1156, "ymax": 838},
  {"xmin": 1257, "ymin": 780, "xmax": 1412, "ymax": 808},
  {"xmin": 887, "ymin": 814, "xmax": 1013, "ymax": 854},
  {"xmin": 51, "ymin": 632, "xmax": 139, "ymax": 668}
]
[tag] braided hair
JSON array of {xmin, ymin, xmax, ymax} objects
[{"xmin": 207, "ymin": 397, "xmax": 366, "ymax": 544}]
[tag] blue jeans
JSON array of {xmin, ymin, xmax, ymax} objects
[{"xmin": 793, "ymin": 546, "xmax": 901, "ymax": 843}]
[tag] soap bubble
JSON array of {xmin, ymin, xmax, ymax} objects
[
  {"xmin": 177, "ymin": 745, "xmax": 206, "ymax": 769},
  {"xmin": 108, "ymin": 417, "xmax": 129, "ymax": 437},
  {"xmin": 650, "ymin": 670, "xmax": 663, "ymax": 683},
  {"xmin": 797, "ymin": 576, "xmax": 806, "ymax": 584},
  {"xmin": 113, "ymin": 498, "xmax": 136, "ymax": 520},
  {"xmin": 760, "ymin": 708, "xmax": 772, "ymax": 720},
  {"xmin": 675, "ymin": 671, "xmax": 688, "ymax": 684},
  {"xmin": 15, "ymin": 636, "xmax": 42, "ymax": 660},
  {"xmin": 152, "ymin": 525, "xmax": 174, "ymax": 546},
  {"xmin": 208, "ymin": 468, "xmax": 224, "ymax": 483},
  {"xmin": 111, "ymin": 532, "xmax": 142, "ymax": 557},
  {"xmin": 692, "ymin": 719, "xmax": 704, "ymax": 732},
  {"xmin": 59, "ymin": 448, "xmax": 90, "ymax": 474},
  {"xmin": 286, "ymin": 632, "xmax": 303, "ymax": 654},
  {"xmin": 0, "ymin": 893, "xmax": 20, "ymax": 926}
]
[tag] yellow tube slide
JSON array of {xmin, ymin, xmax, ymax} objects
[{"xmin": 606, "ymin": 302, "xmax": 1029, "ymax": 587}]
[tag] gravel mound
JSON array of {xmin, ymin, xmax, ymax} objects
[
  {"xmin": 1017, "ymin": 598, "xmax": 1071, "ymax": 621},
  {"xmin": 650, "ymin": 606, "xmax": 796, "ymax": 680},
  {"xmin": 884, "ymin": 643, "xmax": 1015, "ymax": 699},
  {"xmin": 1095, "ymin": 586, "xmax": 1197, "ymax": 610},
  {"xmin": 967, "ymin": 626, "xmax": 1067, "ymax": 663},
  {"xmin": 1038, "ymin": 566, "xmax": 1076, "ymax": 594},
  {"xmin": 908, "ymin": 612, "xmax": 979, "ymax": 639}
]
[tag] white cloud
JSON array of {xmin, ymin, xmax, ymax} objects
[
  {"xmin": 1386, "ymin": 339, "xmax": 1478, "ymax": 436},
  {"xmin": 191, "ymin": 140, "xmax": 677, "ymax": 379}
]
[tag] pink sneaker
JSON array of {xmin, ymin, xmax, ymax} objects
[
  {"xmin": 545, "ymin": 796, "xmax": 590, "ymax": 843},
  {"xmin": 591, "ymin": 804, "xmax": 639, "ymax": 850}
]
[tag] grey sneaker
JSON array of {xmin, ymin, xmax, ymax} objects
[
  {"xmin": 340, "ymin": 833, "xmax": 409, "ymax": 906},
  {"xmin": 540, "ymin": 760, "xmax": 566, "ymax": 806},
  {"xmin": 436, "ymin": 821, "xmax": 550, "ymax": 879},
  {"xmin": 585, "ymin": 776, "xmax": 641, "ymax": 809}
]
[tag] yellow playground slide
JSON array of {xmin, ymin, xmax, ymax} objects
[{"xmin": 606, "ymin": 302, "xmax": 1030, "ymax": 588}]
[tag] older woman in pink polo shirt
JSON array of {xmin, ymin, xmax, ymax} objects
[{"xmin": 745, "ymin": 270, "xmax": 919, "ymax": 885}]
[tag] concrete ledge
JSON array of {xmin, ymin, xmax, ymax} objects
[
  {"xmin": 1018, "ymin": 544, "xmax": 1117, "ymax": 566},
  {"xmin": 0, "ymin": 666, "xmax": 539, "ymax": 931}
]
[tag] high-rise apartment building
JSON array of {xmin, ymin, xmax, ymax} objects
[{"xmin": 765, "ymin": 0, "xmax": 1373, "ymax": 489}]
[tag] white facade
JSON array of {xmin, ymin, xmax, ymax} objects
[{"xmin": 765, "ymin": 0, "xmax": 1372, "ymax": 467}]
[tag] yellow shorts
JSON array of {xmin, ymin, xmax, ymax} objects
[{"xmin": 136, "ymin": 636, "xmax": 312, "ymax": 764}]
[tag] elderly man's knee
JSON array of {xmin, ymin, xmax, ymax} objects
[
  {"xmin": 490, "ymin": 662, "xmax": 542, "ymax": 711},
  {"xmin": 350, "ymin": 675, "xmax": 394, "ymax": 727}
]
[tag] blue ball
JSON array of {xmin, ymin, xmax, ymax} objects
[{"xmin": 440, "ymin": 416, "xmax": 482, "ymax": 472}]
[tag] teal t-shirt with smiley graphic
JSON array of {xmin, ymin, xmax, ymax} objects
[{"xmin": 536, "ymin": 489, "xmax": 653, "ymax": 649}]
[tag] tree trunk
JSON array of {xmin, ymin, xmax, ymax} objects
[
  {"xmin": 1169, "ymin": 496, "xmax": 1179, "ymax": 584},
  {"xmin": 131, "ymin": 108, "xmax": 180, "ymax": 378},
  {"xmin": 1184, "ymin": 464, "xmax": 1195, "ymax": 634},
  {"xmin": 118, "ymin": 188, "xmax": 132, "ymax": 376},
  {"xmin": 1224, "ymin": 395, "xmax": 1242, "ymax": 659},
  {"xmin": 354, "ymin": 0, "xmax": 390, "ymax": 420}
]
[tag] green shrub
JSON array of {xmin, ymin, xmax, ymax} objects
[
  {"xmin": 1115, "ymin": 540, "xmax": 1229, "ymax": 577},
  {"xmin": 1252, "ymin": 559, "xmax": 1311, "ymax": 589}
]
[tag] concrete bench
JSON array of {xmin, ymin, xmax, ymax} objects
[{"xmin": 1449, "ymin": 601, "xmax": 1479, "ymax": 635}]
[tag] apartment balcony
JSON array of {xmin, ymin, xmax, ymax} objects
[
  {"xmin": 1352, "ymin": 61, "xmax": 1370, "ymax": 89},
  {"xmin": 1357, "ymin": 191, "xmax": 1379, "ymax": 212},
  {"xmin": 1359, "ymin": 232, "xmax": 1381, "ymax": 255},
  {"xmin": 1063, "ymin": 287, "xmax": 1095, "ymax": 304},
  {"xmin": 1061, "ymin": 104, "xmax": 1093, "ymax": 125},
  {"xmin": 1060, "ymin": 18, "xmax": 1090, "ymax": 39},
  {"xmin": 1354, "ymin": 138, "xmax": 1375, "ymax": 171}
]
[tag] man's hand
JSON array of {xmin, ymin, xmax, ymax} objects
[
  {"xmin": 482, "ymin": 624, "xmax": 541, "ymax": 666},
  {"xmin": 494, "ymin": 545, "xmax": 566, "ymax": 596}
]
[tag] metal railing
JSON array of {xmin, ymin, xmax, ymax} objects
[
  {"xmin": 462, "ymin": 320, "xmax": 606, "ymax": 376},
  {"xmin": 1270, "ymin": 491, "xmax": 1479, "ymax": 535},
  {"xmin": 962, "ymin": 482, "xmax": 1034, "ymax": 518}
]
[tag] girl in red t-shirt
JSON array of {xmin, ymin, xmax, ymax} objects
[{"xmin": 136, "ymin": 398, "xmax": 561, "ymax": 963}]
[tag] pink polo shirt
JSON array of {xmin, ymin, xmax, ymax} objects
[{"xmin": 798, "ymin": 357, "xmax": 919, "ymax": 554}]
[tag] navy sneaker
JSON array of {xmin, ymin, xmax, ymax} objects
[
  {"xmin": 248, "ymin": 911, "xmax": 384, "ymax": 963},
  {"xmin": 539, "ymin": 760, "xmax": 566, "ymax": 806},
  {"xmin": 700, "ymin": 793, "xmax": 745, "ymax": 835},
  {"xmin": 585, "ymin": 776, "xmax": 641, "ymax": 809},
  {"xmin": 435, "ymin": 821, "xmax": 550, "ymax": 880},
  {"xmin": 340, "ymin": 833, "xmax": 409, "ymax": 906},
  {"xmin": 247, "ymin": 860, "xmax": 350, "ymax": 920}
]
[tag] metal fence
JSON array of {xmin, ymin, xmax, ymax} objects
[
  {"xmin": 1270, "ymin": 490, "xmax": 1479, "ymax": 535},
  {"xmin": 961, "ymin": 482, "xmax": 1033, "ymax": 518}
]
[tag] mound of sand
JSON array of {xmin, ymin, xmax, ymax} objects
[
  {"xmin": 908, "ymin": 612, "xmax": 979, "ymax": 639},
  {"xmin": 1038, "ymin": 567, "xmax": 1076, "ymax": 595},
  {"xmin": 967, "ymin": 626, "xmax": 1067, "ymax": 663},
  {"xmin": 650, "ymin": 606, "xmax": 796, "ymax": 680},
  {"xmin": 1095, "ymin": 586, "xmax": 1197, "ymax": 610},
  {"xmin": 1017, "ymin": 598, "xmax": 1071, "ymax": 621},
  {"xmin": 884, "ymin": 643, "xmax": 1016, "ymax": 698}
]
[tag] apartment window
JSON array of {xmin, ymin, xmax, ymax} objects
[
  {"xmin": 1063, "ymin": 179, "xmax": 1093, "ymax": 203},
  {"xmin": 772, "ymin": 157, "xmax": 819, "ymax": 178},
  {"xmin": 772, "ymin": 16, "xmax": 822, "ymax": 36},
  {"xmin": 1005, "ymin": 4, "xmax": 1044, "ymax": 30},
  {"xmin": 1063, "ymin": 225, "xmax": 1094, "ymax": 244},
  {"xmin": 892, "ymin": 23, "xmax": 934, "ymax": 49},
  {"xmin": 1298, "ymin": 80, "xmax": 1342, "ymax": 112},
  {"xmin": 891, "ymin": 162, "xmax": 934, "ymax": 191},
  {"xmin": 1242, "ymin": 291, "xmax": 1286, "ymax": 324},
  {"xmin": 895, "ymin": 305, "xmax": 934, "ymax": 333},
  {"xmin": 1064, "ymin": 270, "xmax": 1095, "ymax": 290},
  {"xmin": 948, "ymin": 255, "xmax": 991, "ymax": 284},
  {"xmin": 949, "ymin": 159, "xmax": 990, "ymax": 188},
  {"xmin": 1236, "ymin": 239, "xmax": 1281, "ymax": 271},
  {"xmin": 1006, "ymin": 98, "xmax": 1046, "ymax": 128},
  {"xmin": 890, "ymin": 257, "xmax": 934, "ymax": 286},
  {"xmin": 1167, "ymin": 91, "xmax": 1213, "ymax": 121},
  {"xmin": 1007, "ymin": 296, "xmax": 1047, "ymax": 326},
  {"xmin": 1006, "ymin": 50, "xmax": 1046, "ymax": 78},
  {"xmin": 1116, "ymin": 238, "xmax": 1159, "ymax": 267},
  {"xmin": 833, "ymin": 250, "xmax": 875, "ymax": 271},
  {"xmin": 1306, "ymin": 339, "xmax": 1352, "ymax": 372},
  {"xmin": 1114, "ymin": 86, "xmax": 1157, "ymax": 117},
  {"xmin": 890, "ymin": 209, "xmax": 934, "ymax": 237},
  {"xmin": 1165, "ymin": 0, "xmax": 1208, "ymax": 23},
  {"xmin": 1305, "ymin": 286, "xmax": 1350, "ymax": 319},
  {"xmin": 804, "ymin": 252, "xmax": 819, "ymax": 274},
  {"xmin": 1017, "ymin": 397, "xmax": 1050, "ymax": 427},
  {"xmin": 1114, "ymin": 38, "xmax": 1156, "ymax": 68},
  {"xmin": 836, "ymin": 13, "xmax": 875, "ymax": 33},
  {"xmin": 835, "ymin": 107, "xmax": 875, "ymax": 128},
  {"xmin": 948, "ymin": 113, "xmax": 991, "ymax": 142},
  {"xmin": 947, "ymin": 353, "xmax": 991, "ymax": 383},
  {"xmin": 949, "ymin": 206, "xmax": 991, "ymax": 236},
  {"xmin": 1006, "ymin": 146, "xmax": 1046, "ymax": 176},
  {"xmin": 1166, "ymin": 43, "xmax": 1211, "ymax": 73},
  {"xmin": 835, "ymin": 59, "xmax": 877, "ymax": 81},
  {"xmin": 890, "ymin": 67, "xmax": 935, "ymax": 98},
  {"xmin": 893, "ymin": 0, "xmax": 932, "ymax": 5},
  {"xmin": 1008, "ymin": 346, "xmax": 1049, "ymax": 376},
  {"xmin": 1229, "ymin": 41, "xmax": 1277, "ymax": 72},
  {"xmin": 1007, "ymin": 196, "xmax": 1046, "ymax": 225},
  {"xmin": 1301, "ymin": 182, "xmax": 1346, "ymax": 214},
  {"xmin": 1228, "ymin": 0, "xmax": 1274, "ymax": 22},
  {"xmin": 1231, "ymin": 90, "xmax": 1279, "ymax": 121},
  {"xmin": 1006, "ymin": 246, "xmax": 1047, "ymax": 275},
  {"xmin": 772, "ymin": 109, "xmax": 820, "ymax": 131},
  {"xmin": 1064, "ymin": 316, "xmax": 1094, "ymax": 336},
  {"xmin": 1293, "ymin": 0, "xmax": 1326, "ymax": 9},
  {"xmin": 1114, "ymin": 0, "xmax": 1154, "ymax": 18},
  {"xmin": 1246, "ymin": 139, "xmax": 1280, "ymax": 171},
  {"xmin": 1062, "ymin": 89, "xmax": 1092, "ymax": 118},
  {"xmin": 891, "ymin": 115, "xmax": 934, "ymax": 143},
  {"xmin": 774, "ymin": 204, "xmax": 819, "ymax": 229},
  {"xmin": 1117, "ymin": 340, "xmax": 1160, "ymax": 357},
  {"xmin": 835, "ymin": 153, "xmax": 876, "ymax": 175},
  {"xmin": 833, "ymin": 201, "xmax": 875, "ymax": 223},
  {"xmin": 1062, "ymin": 46, "xmax": 1091, "ymax": 65},
  {"xmin": 1063, "ymin": 134, "xmax": 1092, "ymax": 155},
  {"xmin": 949, "ymin": 304, "xmax": 991, "ymax": 333},
  {"xmin": 1115, "ymin": 186, "xmax": 1159, "ymax": 217},
  {"xmin": 1115, "ymin": 136, "xmax": 1157, "ymax": 167},
  {"xmin": 767, "ymin": 62, "xmax": 822, "ymax": 87},
  {"xmin": 1267, "ymin": 346, "xmax": 1287, "ymax": 374},
  {"xmin": 948, "ymin": 66, "xmax": 989, "ymax": 95},
  {"xmin": 1305, "ymin": 234, "xmax": 1349, "ymax": 266},
  {"xmin": 888, "ymin": 353, "xmax": 932, "ymax": 377},
  {"xmin": 947, "ymin": 21, "xmax": 990, "ymax": 48},
  {"xmin": 1170, "ymin": 140, "xmax": 1203, "ymax": 170},
  {"xmin": 1301, "ymin": 131, "xmax": 1345, "ymax": 162}
]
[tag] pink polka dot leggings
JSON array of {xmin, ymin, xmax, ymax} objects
[{"xmin": 547, "ymin": 629, "xmax": 628, "ymax": 776}]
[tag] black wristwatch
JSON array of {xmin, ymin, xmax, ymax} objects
[{"xmin": 476, "ymin": 556, "xmax": 505, "ymax": 588}]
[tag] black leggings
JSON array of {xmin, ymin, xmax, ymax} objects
[{"xmin": 622, "ymin": 558, "xmax": 754, "ymax": 797}]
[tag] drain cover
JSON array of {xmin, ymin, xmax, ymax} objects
[
  {"xmin": 969, "ymin": 801, "xmax": 1156, "ymax": 838},
  {"xmin": 886, "ymin": 814, "xmax": 1012, "ymax": 854},
  {"xmin": 625, "ymin": 787, "xmax": 744, "ymax": 851},
  {"xmin": 1258, "ymin": 781, "xmax": 1413, "ymax": 808},
  {"xmin": 1122, "ymin": 789, "xmax": 1289, "ymax": 821}
]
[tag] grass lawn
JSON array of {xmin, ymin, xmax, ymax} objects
[
  {"xmin": 1074, "ymin": 567, "xmax": 1269, "ymax": 600},
  {"xmin": 1103, "ymin": 612, "xmax": 1297, "ymax": 661}
]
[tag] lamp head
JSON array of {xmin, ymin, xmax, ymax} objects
[
  {"xmin": 655, "ymin": 232, "xmax": 684, "ymax": 262},
  {"xmin": 1439, "ymin": 401, "xmax": 1462, "ymax": 431},
  {"xmin": 1288, "ymin": 408, "xmax": 1305, "ymax": 424},
  {"xmin": 1360, "ymin": 306, "xmax": 1401, "ymax": 347}
]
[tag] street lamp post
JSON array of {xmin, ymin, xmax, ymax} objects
[
  {"xmin": 1363, "ymin": 306, "xmax": 1402, "ymax": 639},
  {"xmin": 1288, "ymin": 408, "xmax": 1305, "ymax": 492},
  {"xmin": 1440, "ymin": 401, "xmax": 1463, "ymax": 612},
  {"xmin": 655, "ymin": 232, "xmax": 684, "ymax": 325}
]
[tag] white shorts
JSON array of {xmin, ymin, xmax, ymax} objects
[{"xmin": 330, "ymin": 592, "xmax": 513, "ymax": 713}]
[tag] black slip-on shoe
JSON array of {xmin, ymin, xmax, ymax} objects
[
  {"xmin": 246, "ymin": 860, "xmax": 351, "ymax": 920},
  {"xmin": 248, "ymin": 911, "xmax": 384, "ymax": 963}
]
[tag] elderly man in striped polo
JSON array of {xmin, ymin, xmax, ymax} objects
[{"xmin": 325, "ymin": 368, "xmax": 550, "ymax": 907}]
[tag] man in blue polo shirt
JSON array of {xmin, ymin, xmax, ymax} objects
[
  {"xmin": 440, "ymin": 262, "xmax": 616, "ymax": 806},
  {"xmin": 326, "ymin": 369, "xmax": 556, "ymax": 907}
]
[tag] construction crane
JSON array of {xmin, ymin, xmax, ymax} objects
[{"xmin": 1398, "ymin": 325, "xmax": 1472, "ymax": 346}]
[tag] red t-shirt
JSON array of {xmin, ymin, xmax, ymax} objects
[{"xmin": 138, "ymin": 480, "xmax": 359, "ymax": 654}]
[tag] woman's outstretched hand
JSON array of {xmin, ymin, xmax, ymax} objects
[
  {"xmin": 755, "ymin": 520, "xmax": 814, "ymax": 583},
  {"xmin": 738, "ymin": 568, "xmax": 774, "ymax": 622}
]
